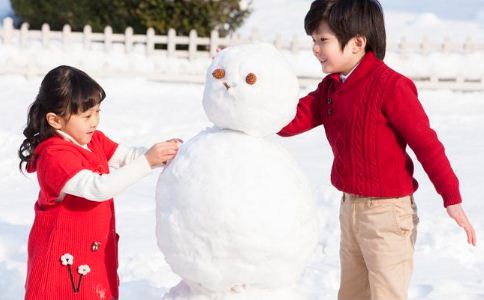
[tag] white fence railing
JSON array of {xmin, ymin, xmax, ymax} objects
[{"xmin": 1, "ymin": 17, "xmax": 484, "ymax": 91}]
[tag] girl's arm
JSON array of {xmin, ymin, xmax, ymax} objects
[
  {"xmin": 61, "ymin": 140, "xmax": 180, "ymax": 201},
  {"xmin": 61, "ymin": 155, "xmax": 152, "ymax": 201},
  {"xmin": 108, "ymin": 144, "xmax": 147, "ymax": 169}
]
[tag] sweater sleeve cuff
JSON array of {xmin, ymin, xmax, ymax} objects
[{"xmin": 442, "ymin": 190, "xmax": 462, "ymax": 207}]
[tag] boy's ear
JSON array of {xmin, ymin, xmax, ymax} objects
[
  {"xmin": 352, "ymin": 35, "xmax": 367, "ymax": 54},
  {"xmin": 46, "ymin": 112, "xmax": 63, "ymax": 130}
]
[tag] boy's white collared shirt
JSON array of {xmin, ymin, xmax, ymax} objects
[{"xmin": 340, "ymin": 62, "xmax": 360, "ymax": 83}]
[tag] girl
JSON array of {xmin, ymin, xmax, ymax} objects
[
  {"xmin": 279, "ymin": 1, "xmax": 476, "ymax": 299},
  {"xmin": 19, "ymin": 65, "xmax": 181, "ymax": 299}
]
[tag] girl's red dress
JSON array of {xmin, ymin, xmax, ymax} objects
[{"xmin": 25, "ymin": 131, "xmax": 120, "ymax": 300}]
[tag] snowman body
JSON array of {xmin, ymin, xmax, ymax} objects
[{"xmin": 156, "ymin": 43, "xmax": 320, "ymax": 299}]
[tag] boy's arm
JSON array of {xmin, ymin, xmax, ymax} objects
[
  {"xmin": 278, "ymin": 80, "xmax": 325, "ymax": 136},
  {"xmin": 382, "ymin": 77, "xmax": 461, "ymax": 207},
  {"xmin": 383, "ymin": 77, "xmax": 476, "ymax": 246}
]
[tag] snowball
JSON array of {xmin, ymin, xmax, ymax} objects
[{"xmin": 156, "ymin": 129, "xmax": 319, "ymax": 294}]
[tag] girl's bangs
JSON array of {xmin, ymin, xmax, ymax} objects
[{"xmin": 70, "ymin": 80, "xmax": 106, "ymax": 114}]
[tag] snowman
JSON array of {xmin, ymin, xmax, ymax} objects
[{"xmin": 156, "ymin": 43, "xmax": 320, "ymax": 300}]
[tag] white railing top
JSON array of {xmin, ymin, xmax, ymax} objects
[{"xmin": 1, "ymin": 17, "xmax": 483, "ymax": 91}]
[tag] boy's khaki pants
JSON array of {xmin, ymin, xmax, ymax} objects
[{"xmin": 338, "ymin": 193, "xmax": 419, "ymax": 300}]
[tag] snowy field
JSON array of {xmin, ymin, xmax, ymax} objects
[
  {"xmin": 1, "ymin": 76, "xmax": 483, "ymax": 300},
  {"xmin": 1, "ymin": 0, "xmax": 484, "ymax": 299}
]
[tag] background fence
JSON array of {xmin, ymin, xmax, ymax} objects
[{"xmin": 1, "ymin": 17, "xmax": 483, "ymax": 90}]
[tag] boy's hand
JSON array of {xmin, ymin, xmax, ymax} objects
[
  {"xmin": 145, "ymin": 139, "xmax": 181, "ymax": 167},
  {"xmin": 446, "ymin": 204, "xmax": 476, "ymax": 246}
]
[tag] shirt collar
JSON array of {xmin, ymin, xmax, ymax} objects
[
  {"xmin": 339, "ymin": 63, "xmax": 359, "ymax": 83},
  {"xmin": 328, "ymin": 51, "xmax": 380, "ymax": 86},
  {"xmin": 56, "ymin": 130, "xmax": 91, "ymax": 151}
]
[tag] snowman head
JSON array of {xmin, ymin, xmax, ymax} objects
[{"xmin": 202, "ymin": 43, "xmax": 299, "ymax": 137}]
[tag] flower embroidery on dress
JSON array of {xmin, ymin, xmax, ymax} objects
[
  {"xmin": 60, "ymin": 253, "xmax": 74, "ymax": 265},
  {"xmin": 78, "ymin": 265, "xmax": 91, "ymax": 275},
  {"xmin": 60, "ymin": 253, "xmax": 91, "ymax": 293}
]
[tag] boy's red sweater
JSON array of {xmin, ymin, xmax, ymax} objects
[{"xmin": 279, "ymin": 51, "xmax": 461, "ymax": 207}]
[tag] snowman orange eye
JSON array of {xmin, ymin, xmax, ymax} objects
[
  {"xmin": 246, "ymin": 73, "xmax": 257, "ymax": 85},
  {"xmin": 212, "ymin": 69, "xmax": 225, "ymax": 79}
]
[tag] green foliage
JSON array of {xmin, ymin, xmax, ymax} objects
[{"xmin": 11, "ymin": 0, "xmax": 252, "ymax": 37}]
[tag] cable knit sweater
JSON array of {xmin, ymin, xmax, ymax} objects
[{"xmin": 279, "ymin": 51, "xmax": 461, "ymax": 207}]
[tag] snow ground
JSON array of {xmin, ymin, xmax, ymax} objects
[{"xmin": 0, "ymin": 76, "xmax": 483, "ymax": 299}]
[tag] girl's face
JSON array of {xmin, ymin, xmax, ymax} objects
[
  {"xmin": 60, "ymin": 104, "xmax": 101, "ymax": 145},
  {"xmin": 311, "ymin": 21, "xmax": 363, "ymax": 75}
]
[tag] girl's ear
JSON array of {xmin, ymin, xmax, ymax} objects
[
  {"xmin": 46, "ymin": 112, "xmax": 63, "ymax": 130},
  {"xmin": 352, "ymin": 35, "xmax": 367, "ymax": 54}
]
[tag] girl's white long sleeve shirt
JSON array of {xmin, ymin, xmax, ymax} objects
[{"xmin": 57, "ymin": 130, "xmax": 154, "ymax": 202}]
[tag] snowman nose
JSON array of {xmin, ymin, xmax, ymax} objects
[{"xmin": 223, "ymin": 82, "xmax": 231, "ymax": 90}]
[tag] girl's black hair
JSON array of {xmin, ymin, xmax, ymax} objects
[
  {"xmin": 304, "ymin": 0, "xmax": 386, "ymax": 60},
  {"xmin": 18, "ymin": 65, "xmax": 106, "ymax": 171}
]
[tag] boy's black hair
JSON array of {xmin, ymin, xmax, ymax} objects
[
  {"xmin": 18, "ymin": 65, "xmax": 106, "ymax": 171},
  {"xmin": 304, "ymin": 0, "xmax": 386, "ymax": 60}
]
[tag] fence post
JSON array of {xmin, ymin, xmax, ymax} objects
[
  {"xmin": 167, "ymin": 28, "xmax": 176, "ymax": 57},
  {"xmin": 290, "ymin": 35, "xmax": 299, "ymax": 53},
  {"xmin": 83, "ymin": 24, "xmax": 92, "ymax": 50},
  {"xmin": 146, "ymin": 28, "xmax": 155, "ymax": 56},
  {"xmin": 20, "ymin": 22, "xmax": 29, "ymax": 47},
  {"xmin": 41, "ymin": 23, "xmax": 50, "ymax": 47},
  {"xmin": 442, "ymin": 35, "xmax": 450, "ymax": 54},
  {"xmin": 125, "ymin": 27, "xmax": 133, "ymax": 53},
  {"xmin": 398, "ymin": 36, "xmax": 407, "ymax": 52},
  {"xmin": 104, "ymin": 26, "xmax": 113, "ymax": 52},
  {"xmin": 188, "ymin": 29, "xmax": 197, "ymax": 60},
  {"xmin": 463, "ymin": 36, "xmax": 473, "ymax": 54},
  {"xmin": 27, "ymin": 58, "xmax": 36, "ymax": 79},
  {"xmin": 456, "ymin": 75, "xmax": 464, "ymax": 84},
  {"xmin": 249, "ymin": 29, "xmax": 258, "ymax": 42},
  {"xmin": 2, "ymin": 17, "xmax": 14, "ymax": 45},
  {"xmin": 398, "ymin": 36, "xmax": 407, "ymax": 60},
  {"xmin": 420, "ymin": 36, "xmax": 429, "ymax": 55},
  {"xmin": 62, "ymin": 24, "xmax": 71, "ymax": 47},
  {"xmin": 209, "ymin": 30, "xmax": 219, "ymax": 57},
  {"xmin": 274, "ymin": 34, "xmax": 283, "ymax": 49}
]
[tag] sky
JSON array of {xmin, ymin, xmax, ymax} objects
[{"xmin": 379, "ymin": 0, "xmax": 484, "ymax": 21}]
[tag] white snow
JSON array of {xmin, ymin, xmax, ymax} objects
[{"xmin": 0, "ymin": 0, "xmax": 483, "ymax": 299}]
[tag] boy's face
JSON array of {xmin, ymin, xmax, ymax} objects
[{"xmin": 311, "ymin": 21, "xmax": 364, "ymax": 75}]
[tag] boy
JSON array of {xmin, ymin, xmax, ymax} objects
[{"xmin": 278, "ymin": 1, "xmax": 476, "ymax": 299}]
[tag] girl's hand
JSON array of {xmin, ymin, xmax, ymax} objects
[
  {"xmin": 166, "ymin": 138, "xmax": 183, "ymax": 145},
  {"xmin": 446, "ymin": 204, "xmax": 476, "ymax": 246},
  {"xmin": 144, "ymin": 140, "xmax": 181, "ymax": 167}
]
